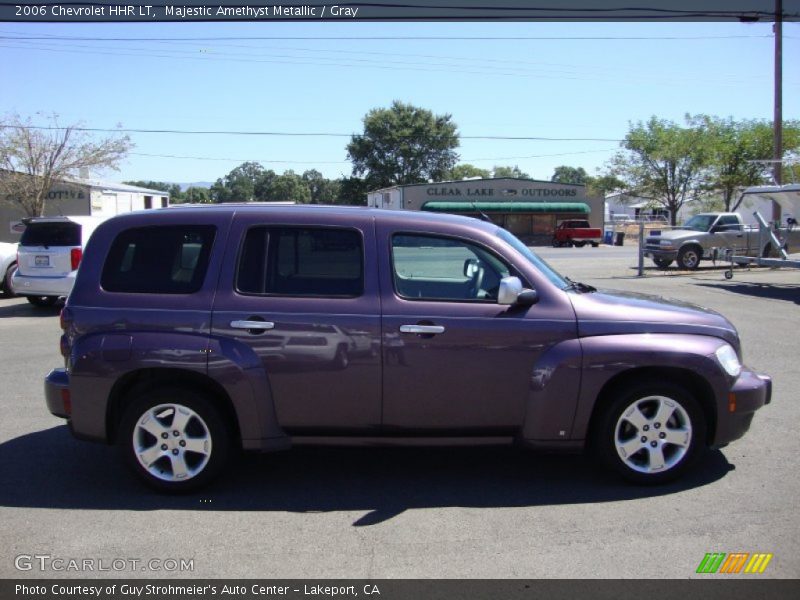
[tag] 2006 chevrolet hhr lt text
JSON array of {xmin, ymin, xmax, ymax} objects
[{"xmin": 44, "ymin": 205, "xmax": 771, "ymax": 491}]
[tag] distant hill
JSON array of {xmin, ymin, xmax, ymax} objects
[{"xmin": 177, "ymin": 182, "xmax": 213, "ymax": 191}]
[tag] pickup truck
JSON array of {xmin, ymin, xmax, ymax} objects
[
  {"xmin": 552, "ymin": 220, "xmax": 602, "ymax": 247},
  {"xmin": 644, "ymin": 212, "xmax": 800, "ymax": 270}
]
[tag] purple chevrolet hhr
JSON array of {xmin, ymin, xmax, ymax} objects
[{"xmin": 44, "ymin": 205, "xmax": 771, "ymax": 491}]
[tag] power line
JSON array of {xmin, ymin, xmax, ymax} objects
[
  {"xmin": 0, "ymin": 34, "xmax": 780, "ymax": 42},
  {"xmin": 130, "ymin": 147, "xmax": 619, "ymax": 164},
  {"xmin": 0, "ymin": 124, "xmax": 626, "ymax": 142},
  {"xmin": 1, "ymin": 37, "xmax": 778, "ymax": 86}
]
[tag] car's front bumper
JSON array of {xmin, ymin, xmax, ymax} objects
[
  {"xmin": 644, "ymin": 249, "xmax": 679, "ymax": 261},
  {"xmin": 713, "ymin": 368, "xmax": 772, "ymax": 447}
]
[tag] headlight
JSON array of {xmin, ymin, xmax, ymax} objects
[{"xmin": 715, "ymin": 343, "xmax": 742, "ymax": 377}]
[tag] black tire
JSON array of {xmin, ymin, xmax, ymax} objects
[
  {"xmin": 333, "ymin": 344, "xmax": 350, "ymax": 370},
  {"xmin": 591, "ymin": 242, "xmax": 599, "ymax": 248},
  {"xmin": 653, "ymin": 257, "xmax": 673, "ymax": 269},
  {"xmin": 118, "ymin": 388, "xmax": 232, "ymax": 493},
  {"xmin": 551, "ymin": 238, "xmax": 562, "ymax": 248},
  {"xmin": 762, "ymin": 243, "xmax": 780, "ymax": 258},
  {"xmin": 573, "ymin": 241, "xmax": 586, "ymax": 248},
  {"xmin": 591, "ymin": 381, "xmax": 707, "ymax": 485},
  {"xmin": 26, "ymin": 295, "xmax": 58, "ymax": 307},
  {"xmin": 677, "ymin": 245, "xmax": 702, "ymax": 270},
  {"xmin": 2, "ymin": 263, "xmax": 16, "ymax": 297}
]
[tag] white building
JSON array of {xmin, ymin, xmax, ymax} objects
[
  {"xmin": 0, "ymin": 174, "xmax": 169, "ymax": 243},
  {"xmin": 606, "ymin": 191, "xmax": 780, "ymax": 226},
  {"xmin": 368, "ymin": 177, "xmax": 604, "ymax": 244}
]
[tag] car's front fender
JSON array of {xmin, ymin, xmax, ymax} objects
[{"xmin": 570, "ymin": 333, "xmax": 733, "ymax": 441}]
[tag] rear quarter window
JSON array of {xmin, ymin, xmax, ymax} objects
[
  {"xmin": 101, "ymin": 225, "xmax": 216, "ymax": 294},
  {"xmin": 20, "ymin": 222, "xmax": 81, "ymax": 247}
]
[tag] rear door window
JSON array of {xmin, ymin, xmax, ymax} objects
[
  {"xmin": 20, "ymin": 222, "xmax": 81, "ymax": 247},
  {"xmin": 101, "ymin": 225, "xmax": 216, "ymax": 294},
  {"xmin": 237, "ymin": 227, "xmax": 363, "ymax": 297}
]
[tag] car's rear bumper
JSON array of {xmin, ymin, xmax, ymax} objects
[
  {"xmin": 44, "ymin": 368, "xmax": 71, "ymax": 419},
  {"xmin": 713, "ymin": 368, "xmax": 772, "ymax": 447},
  {"xmin": 12, "ymin": 271, "xmax": 75, "ymax": 297}
]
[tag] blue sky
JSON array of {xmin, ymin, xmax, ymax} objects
[{"xmin": 1, "ymin": 20, "xmax": 798, "ymax": 184}]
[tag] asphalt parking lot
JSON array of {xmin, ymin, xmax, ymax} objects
[{"xmin": 0, "ymin": 244, "xmax": 798, "ymax": 579}]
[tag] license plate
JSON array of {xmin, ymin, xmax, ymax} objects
[{"xmin": 34, "ymin": 255, "xmax": 50, "ymax": 267}]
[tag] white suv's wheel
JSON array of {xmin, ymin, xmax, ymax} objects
[
  {"xmin": 594, "ymin": 382, "xmax": 706, "ymax": 484},
  {"xmin": 119, "ymin": 389, "xmax": 231, "ymax": 492}
]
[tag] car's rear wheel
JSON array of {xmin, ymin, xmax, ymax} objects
[
  {"xmin": 26, "ymin": 295, "xmax": 58, "ymax": 307},
  {"xmin": 573, "ymin": 241, "xmax": 586, "ymax": 248},
  {"xmin": 593, "ymin": 382, "xmax": 706, "ymax": 484},
  {"xmin": 119, "ymin": 388, "xmax": 231, "ymax": 492},
  {"xmin": 2, "ymin": 263, "xmax": 16, "ymax": 297}
]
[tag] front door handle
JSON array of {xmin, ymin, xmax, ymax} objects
[
  {"xmin": 399, "ymin": 324, "xmax": 445, "ymax": 335},
  {"xmin": 231, "ymin": 320, "xmax": 275, "ymax": 331}
]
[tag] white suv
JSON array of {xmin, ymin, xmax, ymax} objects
[
  {"xmin": 12, "ymin": 216, "xmax": 105, "ymax": 307},
  {"xmin": 0, "ymin": 241, "xmax": 18, "ymax": 297}
]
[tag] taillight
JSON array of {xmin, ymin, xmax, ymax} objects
[
  {"xmin": 61, "ymin": 389, "xmax": 72, "ymax": 417},
  {"xmin": 60, "ymin": 307, "xmax": 73, "ymax": 331},
  {"xmin": 70, "ymin": 248, "xmax": 82, "ymax": 271}
]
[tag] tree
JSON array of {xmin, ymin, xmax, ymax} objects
[
  {"xmin": 691, "ymin": 115, "xmax": 800, "ymax": 211},
  {"xmin": 492, "ymin": 165, "xmax": 530, "ymax": 179},
  {"xmin": 0, "ymin": 113, "xmax": 132, "ymax": 216},
  {"xmin": 347, "ymin": 101, "xmax": 459, "ymax": 189},
  {"xmin": 586, "ymin": 173, "xmax": 625, "ymax": 197},
  {"xmin": 448, "ymin": 164, "xmax": 490, "ymax": 180},
  {"xmin": 337, "ymin": 176, "xmax": 369, "ymax": 206},
  {"xmin": 259, "ymin": 170, "xmax": 311, "ymax": 203},
  {"xmin": 183, "ymin": 186, "xmax": 211, "ymax": 204},
  {"xmin": 210, "ymin": 162, "xmax": 265, "ymax": 203},
  {"xmin": 606, "ymin": 116, "xmax": 708, "ymax": 225},
  {"xmin": 551, "ymin": 165, "xmax": 588, "ymax": 185},
  {"xmin": 302, "ymin": 169, "xmax": 340, "ymax": 204}
]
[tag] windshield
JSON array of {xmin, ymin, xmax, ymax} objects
[
  {"xmin": 682, "ymin": 215, "xmax": 715, "ymax": 232},
  {"xmin": 496, "ymin": 228, "xmax": 569, "ymax": 290}
]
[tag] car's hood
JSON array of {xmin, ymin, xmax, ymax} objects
[
  {"xmin": 647, "ymin": 229, "xmax": 703, "ymax": 242},
  {"xmin": 567, "ymin": 289, "xmax": 740, "ymax": 352}
]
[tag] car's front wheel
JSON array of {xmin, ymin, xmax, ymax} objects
[
  {"xmin": 677, "ymin": 245, "xmax": 702, "ymax": 270},
  {"xmin": 119, "ymin": 388, "xmax": 232, "ymax": 492},
  {"xmin": 593, "ymin": 382, "xmax": 706, "ymax": 484},
  {"xmin": 653, "ymin": 257, "xmax": 673, "ymax": 269}
]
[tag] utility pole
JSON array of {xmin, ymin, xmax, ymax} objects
[{"xmin": 773, "ymin": 0, "xmax": 783, "ymax": 220}]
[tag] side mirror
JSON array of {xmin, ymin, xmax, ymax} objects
[
  {"xmin": 463, "ymin": 258, "xmax": 479, "ymax": 277},
  {"xmin": 498, "ymin": 276, "xmax": 538, "ymax": 307}
]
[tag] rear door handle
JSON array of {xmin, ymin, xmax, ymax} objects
[
  {"xmin": 399, "ymin": 325, "xmax": 445, "ymax": 335},
  {"xmin": 231, "ymin": 320, "xmax": 275, "ymax": 331}
]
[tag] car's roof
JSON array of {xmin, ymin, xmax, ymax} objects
[{"xmin": 119, "ymin": 204, "xmax": 502, "ymax": 235}]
